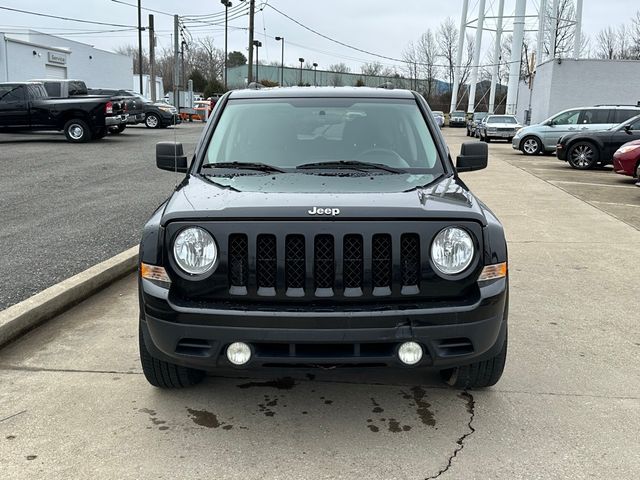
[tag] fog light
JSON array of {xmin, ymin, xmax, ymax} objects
[
  {"xmin": 226, "ymin": 342, "xmax": 251, "ymax": 366},
  {"xmin": 398, "ymin": 341, "xmax": 423, "ymax": 365}
]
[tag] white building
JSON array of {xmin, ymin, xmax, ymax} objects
[
  {"xmin": 0, "ymin": 30, "xmax": 132, "ymax": 88},
  {"xmin": 516, "ymin": 58, "xmax": 640, "ymax": 125}
]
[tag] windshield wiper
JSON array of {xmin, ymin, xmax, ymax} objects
[
  {"xmin": 296, "ymin": 160, "xmax": 405, "ymax": 174},
  {"xmin": 201, "ymin": 161, "xmax": 286, "ymax": 173}
]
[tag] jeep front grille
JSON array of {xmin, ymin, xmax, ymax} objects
[{"xmin": 227, "ymin": 232, "xmax": 422, "ymax": 298}]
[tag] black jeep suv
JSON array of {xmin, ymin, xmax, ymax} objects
[{"xmin": 139, "ymin": 87, "xmax": 508, "ymax": 389}]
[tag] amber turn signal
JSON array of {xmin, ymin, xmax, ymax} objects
[
  {"xmin": 140, "ymin": 263, "xmax": 171, "ymax": 284},
  {"xmin": 478, "ymin": 262, "xmax": 507, "ymax": 282}
]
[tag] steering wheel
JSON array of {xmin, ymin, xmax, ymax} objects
[{"xmin": 356, "ymin": 148, "xmax": 410, "ymax": 168}]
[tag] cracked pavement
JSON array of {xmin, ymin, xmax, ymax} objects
[{"xmin": 1, "ymin": 129, "xmax": 639, "ymax": 479}]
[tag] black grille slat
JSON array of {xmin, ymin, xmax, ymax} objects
[
  {"xmin": 256, "ymin": 234, "xmax": 277, "ymax": 288},
  {"xmin": 401, "ymin": 234, "xmax": 420, "ymax": 287},
  {"xmin": 343, "ymin": 235, "xmax": 363, "ymax": 289},
  {"xmin": 314, "ymin": 235, "xmax": 335, "ymax": 290},
  {"xmin": 229, "ymin": 234, "xmax": 248, "ymax": 287},
  {"xmin": 372, "ymin": 234, "xmax": 392, "ymax": 288},
  {"xmin": 285, "ymin": 235, "xmax": 306, "ymax": 289}
]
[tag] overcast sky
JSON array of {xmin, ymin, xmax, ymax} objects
[{"xmin": 0, "ymin": 0, "xmax": 637, "ymax": 72}]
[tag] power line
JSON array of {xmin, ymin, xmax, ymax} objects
[
  {"xmin": 0, "ymin": 5, "xmax": 136, "ymax": 28},
  {"xmin": 266, "ymin": 3, "xmax": 521, "ymax": 69}
]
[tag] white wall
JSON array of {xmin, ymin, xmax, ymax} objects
[
  {"xmin": 519, "ymin": 58, "xmax": 640, "ymax": 124},
  {"xmin": 1, "ymin": 31, "xmax": 133, "ymax": 88}
]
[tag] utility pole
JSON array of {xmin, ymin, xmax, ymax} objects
[
  {"xmin": 247, "ymin": 0, "xmax": 256, "ymax": 84},
  {"xmin": 148, "ymin": 14, "xmax": 156, "ymax": 101},
  {"xmin": 173, "ymin": 14, "xmax": 180, "ymax": 110},
  {"xmin": 221, "ymin": 0, "xmax": 231, "ymax": 90},
  {"xmin": 137, "ymin": 0, "xmax": 143, "ymax": 94},
  {"xmin": 253, "ymin": 40, "xmax": 262, "ymax": 83}
]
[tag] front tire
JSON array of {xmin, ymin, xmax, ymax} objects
[
  {"xmin": 441, "ymin": 326, "xmax": 508, "ymax": 389},
  {"xmin": 139, "ymin": 321, "xmax": 205, "ymax": 388},
  {"xmin": 567, "ymin": 141, "xmax": 599, "ymax": 169},
  {"xmin": 145, "ymin": 113, "xmax": 161, "ymax": 129},
  {"xmin": 521, "ymin": 136, "xmax": 542, "ymax": 155},
  {"xmin": 63, "ymin": 119, "xmax": 92, "ymax": 143}
]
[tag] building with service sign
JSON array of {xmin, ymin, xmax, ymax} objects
[{"xmin": 0, "ymin": 30, "xmax": 132, "ymax": 88}]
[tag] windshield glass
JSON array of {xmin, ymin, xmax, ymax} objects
[
  {"xmin": 201, "ymin": 97, "xmax": 445, "ymax": 193},
  {"xmin": 487, "ymin": 116, "xmax": 518, "ymax": 124},
  {"xmin": 452, "ymin": 111, "xmax": 465, "ymax": 116},
  {"xmin": 473, "ymin": 113, "xmax": 487, "ymax": 120}
]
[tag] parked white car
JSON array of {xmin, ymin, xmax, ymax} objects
[{"xmin": 477, "ymin": 115, "xmax": 522, "ymax": 142}]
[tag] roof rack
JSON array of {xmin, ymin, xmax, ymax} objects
[{"xmin": 593, "ymin": 103, "xmax": 640, "ymax": 107}]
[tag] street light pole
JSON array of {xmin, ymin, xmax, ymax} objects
[
  {"xmin": 275, "ymin": 36, "xmax": 285, "ymax": 86},
  {"xmin": 221, "ymin": 0, "xmax": 232, "ymax": 91},
  {"xmin": 298, "ymin": 57, "xmax": 304, "ymax": 86},
  {"xmin": 137, "ymin": 0, "xmax": 143, "ymax": 95},
  {"xmin": 313, "ymin": 63, "xmax": 318, "ymax": 86}
]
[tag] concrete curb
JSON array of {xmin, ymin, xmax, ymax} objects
[{"xmin": 0, "ymin": 246, "xmax": 138, "ymax": 348}]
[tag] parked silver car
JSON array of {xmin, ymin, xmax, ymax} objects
[
  {"xmin": 512, "ymin": 105, "xmax": 640, "ymax": 155},
  {"xmin": 477, "ymin": 115, "xmax": 522, "ymax": 142},
  {"xmin": 432, "ymin": 110, "xmax": 445, "ymax": 128}
]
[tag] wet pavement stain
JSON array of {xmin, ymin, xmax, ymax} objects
[
  {"xmin": 237, "ymin": 377, "xmax": 296, "ymax": 390},
  {"xmin": 138, "ymin": 408, "xmax": 169, "ymax": 430},
  {"xmin": 458, "ymin": 392, "xmax": 474, "ymax": 414},
  {"xmin": 186, "ymin": 408, "xmax": 221, "ymax": 428},
  {"xmin": 408, "ymin": 386, "xmax": 436, "ymax": 427},
  {"xmin": 388, "ymin": 419, "xmax": 402, "ymax": 433},
  {"xmin": 258, "ymin": 394, "xmax": 280, "ymax": 417},
  {"xmin": 367, "ymin": 425, "xmax": 380, "ymax": 433},
  {"xmin": 26, "ymin": 455, "xmax": 37, "ymax": 460},
  {"xmin": 370, "ymin": 397, "xmax": 384, "ymax": 414},
  {"xmin": 6, "ymin": 435, "xmax": 16, "ymax": 440}
]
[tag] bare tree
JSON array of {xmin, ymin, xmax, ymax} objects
[
  {"xmin": 328, "ymin": 63, "xmax": 351, "ymax": 74},
  {"xmin": 545, "ymin": 0, "xmax": 578, "ymax": 58},
  {"xmin": 595, "ymin": 27, "xmax": 617, "ymax": 59},
  {"xmin": 416, "ymin": 29, "xmax": 440, "ymax": 100},
  {"xmin": 438, "ymin": 17, "xmax": 458, "ymax": 94},
  {"xmin": 402, "ymin": 41, "xmax": 420, "ymax": 90},
  {"xmin": 632, "ymin": 11, "xmax": 640, "ymax": 58},
  {"xmin": 456, "ymin": 33, "xmax": 475, "ymax": 105}
]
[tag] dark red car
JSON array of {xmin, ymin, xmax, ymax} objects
[{"xmin": 613, "ymin": 140, "xmax": 640, "ymax": 182}]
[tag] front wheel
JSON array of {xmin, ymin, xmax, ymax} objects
[
  {"xmin": 440, "ymin": 327, "xmax": 508, "ymax": 389},
  {"xmin": 521, "ymin": 136, "xmax": 542, "ymax": 155},
  {"xmin": 139, "ymin": 322, "xmax": 205, "ymax": 388},
  {"xmin": 63, "ymin": 119, "xmax": 92, "ymax": 143},
  {"xmin": 567, "ymin": 141, "xmax": 599, "ymax": 169},
  {"xmin": 145, "ymin": 113, "xmax": 161, "ymax": 129}
]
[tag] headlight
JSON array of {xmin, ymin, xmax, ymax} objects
[
  {"xmin": 431, "ymin": 227, "xmax": 474, "ymax": 275},
  {"xmin": 617, "ymin": 144, "xmax": 640, "ymax": 154},
  {"xmin": 173, "ymin": 227, "xmax": 218, "ymax": 275}
]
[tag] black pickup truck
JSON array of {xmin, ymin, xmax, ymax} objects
[
  {"xmin": 0, "ymin": 82, "xmax": 127, "ymax": 142},
  {"xmin": 32, "ymin": 79, "xmax": 135, "ymax": 134}
]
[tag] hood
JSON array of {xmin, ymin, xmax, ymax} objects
[{"xmin": 160, "ymin": 174, "xmax": 487, "ymax": 224}]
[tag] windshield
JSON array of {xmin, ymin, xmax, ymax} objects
[
  {"xmin": 487, "ymin": 116, "xmax": 518, "ymax": 124},
  {"xmin": 201, "ymin": 97, "xmax": 445, "ymax": 193},
  {"xmin": 452, "ymin": 111, "xmax": 465, "ymax": 116},
  {"xmin": 473, "ymin": 113, "xmax": 487, "ymax": 120}
]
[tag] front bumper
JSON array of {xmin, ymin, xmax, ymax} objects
[
  {"xmin": 140, "ymin": 277, "xmax": 508, "ymax": 371},
  {"xmin": 449, "ymin": 119, "xmax": 466, "ymax": 127},
  {"xmin": 105, "ymin": 114, "xmax": 128, "ymax": 126}
]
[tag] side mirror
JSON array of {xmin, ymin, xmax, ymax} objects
[
  {"xmin": 156, "ymin": 142, "xmax": 188, "ymax": 173},
  {"xmin": 456, "ymin": 142, "xmax": 488, "ymax": 173}
]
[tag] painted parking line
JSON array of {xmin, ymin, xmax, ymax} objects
[
  {"xmin": 549, "ymin": 180, "xmax": 639, "ymax": 189},
  {"xmin": 590, "ymin": 200, "xmax": 640, "ymax": 208}
]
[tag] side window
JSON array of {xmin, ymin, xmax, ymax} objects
[
  {"xmin": 552, "ymin": 110, "xmax": 581, "ymax": 125},
  {"xmin": 629, "ymin": 119, "xmax": 640, "ymax": 131},
  {"xmin": 0, "ymin": 85, "xmax": 26, "ymax": 103},
  {"xmin": 43, "ymin": 82, "xmax": 61, "ymax": 98},
  {"xmin": 578, "ymin": 109, "xmax": 609, "ymax": 124},
  {"xmin": 613, "ymin": 109, "xmax": 640, "ymax": 124}
]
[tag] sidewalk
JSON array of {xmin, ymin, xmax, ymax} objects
[{"xmin": 1, "ymin": 131, "xmax": 638, "ymax": 479}]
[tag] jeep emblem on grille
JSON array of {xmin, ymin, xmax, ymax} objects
[{"xmin": 308, "ymin": 207, "xmax": 340, "ymax": 216}]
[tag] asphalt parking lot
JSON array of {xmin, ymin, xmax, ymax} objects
[
  {"xmin": 0, "ymin": 123, "xmax": 205, "ymax": 310},
  {"xmin": 1, "ymin": 127, "xmax": 638, "ymax": 479}
]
